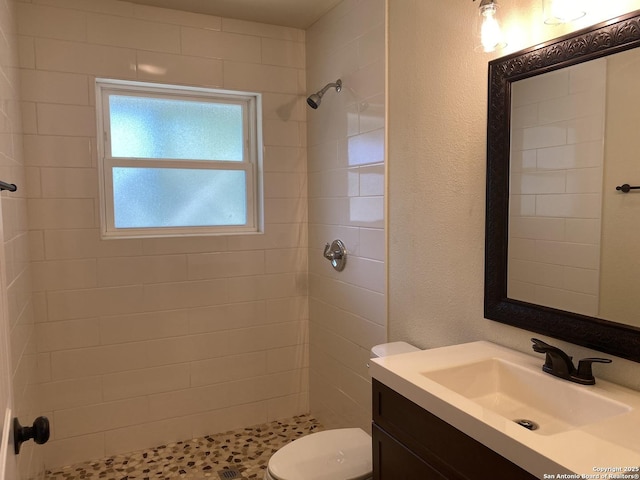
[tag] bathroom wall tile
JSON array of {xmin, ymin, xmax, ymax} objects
[
  {"xmin": 223, "ymin": 61, "xmax": 299, "ymax": 94},
  {"xmin": 47, "ymin": 285, "xmax": 144, "ymax": 321},
  {"xmin": 261, "ymin": 38, "xmax": 305, "ymax": 68},
  {"xmin": 567, "ymin": 115, "xmax": 604, "ymax": 144},
  {"xmin": 359, "ymin": 228, "xmax": 384, "ymax": 261},
  {"xmin": 358, "ymin": 95, "xmax": 385, "ymax": 134},
  {"xmin": 40, "ymin": 376, "xmax": 103, "ymax": 411},
  {"xmin": 358, "ymin": 24, "xmax": 384, "ymax": 68},
  {"xmin": 266, "ymin": 296, "xmax": 308, "ymax": 323},
  {"xmin": 50, "ymin": 342, "xmax": 149, "ymax": 380},
  {"xmin": 18, "ymin": 36, "xmax": 35, "ymax": 69},
  {"xmin": 36, "ymin": 104, "xmax": 95, "ymax": 136},
  {"xmin": 263, "ymin": 118, "xmax": 302, "ymax": 147},
  {"xmin": 102, "ymin": 364, "xmax": 190, "ymax": 402},
  {"xmin": 265, "ymin": 248, "xmax": 307, "ymax": 274},
  {"xmin": 141, "ymin": 235, "xmax": 228, "ymax": 255},
  {"xmin": 23, "ymin": 135, "xmax": 93, "ymax": 168},
  {"xmin": 267, "ymin": 345, "xmax": 308, "ymax": 373},
  {"xmin": 509, "ymin": 258, "xmax": 564, "ymax": 289},
  {"xmin": 511, "ymin": 68, "xmax": 568, "ymax": 107},
  {"xmin": 509, "ymin": 216, "xmax": 565, "ymax": 241},
  {"xmin": 136, "ymin": 50, "xmax": 223, "ymax": 86},
  {"xmin": 511, "ymin": 171, "xmax": 566, "ymax": 195},
  {"xmin": 227, "ymin": 273, "xmax": 303, "ymax": 303},
  {"xmin": 146, "ymin": 336, "xmax": 195, "ymax": 367},
  {"xmin": 538, "ymin": 89, "xmax": 605, "ymax": 124},
  {"xmin": 188, "ymin": 301, "xmax": 266, "ymax": 334},
  {"xmin": 346, "ymin": 128, "xmax": 384, "ymax": 166},
  {"xmin": 267, "ymin": 392, "xmax": 308, "ymax": 421},
  {"xmin": 44, "ymin": 228, "xmax": 143, "ymax": 260},
  {"xmin": 222, "ymin": 18, "xmax": 303, "ymax": 42},
  {"xmin": 104, "ymin": 416, "xmax": 192, "ymax": 457},
  {"xmin": 536, "ymin": 193, "xmax": 601, "ymax": 218},
  {"xmin": 537, "ymin": 141, "xmax": 603, "ymax": 170},
  {"xmin": 20, "ymin": 102, "xmax": 37, "ymax": 134},
  {"xmin": 535, "ymin": 285, "xmax": 598, "ymax": 316},
  {"xmin": 518, "ymin": 122, "xmax": 567, "ymax": 151},
  {"xmin": 37, "ymin": 317, "xmax": 100, "ymax": 352},
  {"xmin": 35, "ymin": 38, "xmax": 136, "ymax": 78},
  {"xmin": 563, "ymin": 266, "xmax": 599, "ymax": 295},
  {"xmin": 190, "ymin": 351, "xmax": 267, "ymax": 387},
  {"xmin": 40, "ymin": 167, "xmax": 97, "ymax": 198},
  {"xmin": 262, "ymin": 96, "xmax": 306, "ymax": 124},
  {"xmin": 569, "ymin": 57, "xmax": 606, "ymax": 94},
  {"xmin": 97, "ymin": 255, "xmax": 187, "ymax": 286},
  {"xmin": 264, "ymin": 172, "xmax": 306, "ymax": 198},
  {"xmin": 99, "ymin": 309, "xmax": 188, "ymax": 345},
  {"xmin": 17, "ymin": 3, "xmax": 86, "ymax": 41},
  {"xmin": 189, "ymin": 402, "xmax": 267, "ymax": 439},
  {"xmin": 87, "ymin": 13, "xmax": 180, "ymax": 53},
  {"xmin": 20, "ymin": 70, "xmax": 89, "ymax": 104},
  {"xmin": 187, "ymin": 250, "xmax": 264, "ymax": 280},
  {"xmin": 264, "ymin": 198, "xmax": 307, "ymax": 224},
  {"xmin": 32, "ymin": 258, "xmax": 96, "ymax": 292},
  {"xmin": 181, "ymin": 27, "xmax": 260, "ymax": 63},
  {"xmin": 132, "ymin": 4, "xmax": 221, "ymax": 30},
  {"xmin": 35, "ymin": 0, "xmax": 134, "ymax": 17},
  {"xmin": 28, "ymin": 199, "xmax": 94, "ymax": 230},
  {"xmin": 142, "ymin": 279, "xmax": 228, "ymax": 311},
  {"xmin": 535, "ymin": 240, "xmax": 600, "ymax": 269},
  {"xmin": 358, "ymin": 164, "xmax": 384, "ymax": 196},
  {"xmin": 566, "ymin": 218, "xmax": 601, "ymax": 245},
  {"xmin": 566, "ymin": 167, "xmax": 603, "ymax": 193},
  {"xmin": 43, "ymin": 433, "xmax": 105, "ymax": 470},
  {"xmin": 349, "ymin": 196, "xmax": 383, "ymax": 228},
  {"xmin": 54, "ymin": 396, "xmax": 149, "ymax": 438}
]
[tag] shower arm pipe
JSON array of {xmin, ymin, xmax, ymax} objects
[{"xmin": 317, "ymin": 79, "xmax": 342, "ymax": 96}]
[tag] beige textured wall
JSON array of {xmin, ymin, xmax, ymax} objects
[
  {"xmin": 1, "ymin": 1, "xmax": 42, "ymax": 479},
  {"xmin": 18, "ymin": 0, "xmax": 308, "ymax": 469},
  {"xmin": 388, "ymin": 0, "xmax": 640, "ymax": 389},
  {"xmin": 307, "ymin": 0, "xmax": 386, "ymax": 432}
]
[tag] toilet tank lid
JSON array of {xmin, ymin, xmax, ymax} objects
[{"xmin": 371, "ymin": 341, "xmax": 419, "ymax": 358}]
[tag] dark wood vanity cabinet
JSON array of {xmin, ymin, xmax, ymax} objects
[{"xmin": 372, "ymin": 379, "xmax": 538, "ymax": 480}]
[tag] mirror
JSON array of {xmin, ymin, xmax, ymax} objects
[{"xmin": 485, "ymin": 9, "xmax": 640, "ymax": 362}]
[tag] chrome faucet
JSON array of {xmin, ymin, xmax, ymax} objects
[{"xmin": 531, "ymin": 338, "xmax": 611, "ymax": 385}]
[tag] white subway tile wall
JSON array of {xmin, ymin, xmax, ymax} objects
[
  {"xmin": 508, "ymin": 58, "xmax": 606, "ymax": 316},
  {"xmin": 19, "ymin": 0, "xmax": 309, "ymax": 470},
  {"xmin": 307, "ymin": 0, "xmax": 386, "ymax": 432},
  {"xmin": 1, "ymin": 1, "xmax": 42, "ymax": 479}
]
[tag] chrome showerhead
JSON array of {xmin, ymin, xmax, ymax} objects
[{"xmin": 306, "ymin": 79, "xmax": 342, "ymax": 109}]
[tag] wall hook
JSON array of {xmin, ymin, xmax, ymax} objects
[{"xmin": 323, "ymin": 239, "xmax": 347, "ymax": 271}]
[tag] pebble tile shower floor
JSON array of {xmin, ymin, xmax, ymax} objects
[{"xmin": 45, "ymin": 415, "xmax": 322, "ymax": 480}]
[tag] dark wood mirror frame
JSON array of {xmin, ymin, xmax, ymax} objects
[{"xmin": 485, "ymin": 9, "xmax": 640, "ymax": 362}]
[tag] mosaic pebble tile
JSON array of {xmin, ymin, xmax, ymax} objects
[{"xmin": 45, "ymin": 415, "xmax": 322, "ymax": 480}]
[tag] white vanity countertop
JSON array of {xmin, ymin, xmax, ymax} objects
[{"xmin": 369, "ymin": 341, "xmax": 640, "ymax": 479}]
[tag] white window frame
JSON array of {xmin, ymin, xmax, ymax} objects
[{"xmin": 95, "ymin": 78, "xmax": 263, "ymax": 239}]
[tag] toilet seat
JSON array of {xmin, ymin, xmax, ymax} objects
[{"xmin": 266, "ymin": 428, "xmax": 372, "ymax": 480}]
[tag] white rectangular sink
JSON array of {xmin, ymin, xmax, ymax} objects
[
  {"xmin": 422, "ymin": 357, "xmax": 631, "ymax": 435},
  {"xmin": 369, "ymin": 341, "xmax": 640, "ymax": 478}
]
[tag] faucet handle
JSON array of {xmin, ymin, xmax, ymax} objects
[{"xmin": 576, "ymin": 357, "xmax": 612, "ymax": 385}]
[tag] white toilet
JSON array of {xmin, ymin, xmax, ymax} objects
[{"xmin": 264, "ymin": 342, "xmax": 419, "ymax": 480}]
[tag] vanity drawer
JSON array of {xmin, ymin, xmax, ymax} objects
[{"xmin": 372, "ymin": 379, "xmax": 537, "ymax": 480}]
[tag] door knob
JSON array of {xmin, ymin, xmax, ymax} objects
[{"xmin": 14, "ymin": 416, "xmax": 50, "ymax": 454}]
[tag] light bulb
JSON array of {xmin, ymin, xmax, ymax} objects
[
  {"xmin": 480, "ymin": 3, "xmax": 505, "ymax": 52},
  {"xmin": 544, "ymin": 0, "xmax": 586, "ymax": 24}
]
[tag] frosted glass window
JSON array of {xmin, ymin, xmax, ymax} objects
[
  {"xmin": 113, "ymin": 168, "xmax": 247, "ymax": 228},
  {"xmin": 109, "ymin": 96, "xmax": 244, "ymax": 161},
  {"xmin": 96, "ymin": 79, "xmax": 262, "ymax": 238}
]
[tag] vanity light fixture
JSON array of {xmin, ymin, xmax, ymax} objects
[
  {"xmin": 543, "ymin": 0, "xmax": 586, "ymax": 24},
  {"xmin": 474, "ymin": 0, "xmax": 507, "ymax": 53}
]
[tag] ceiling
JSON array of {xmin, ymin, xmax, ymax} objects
[{"xmin": 126, "ymin": 0, "xmax": 342, "ymax": 29}]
